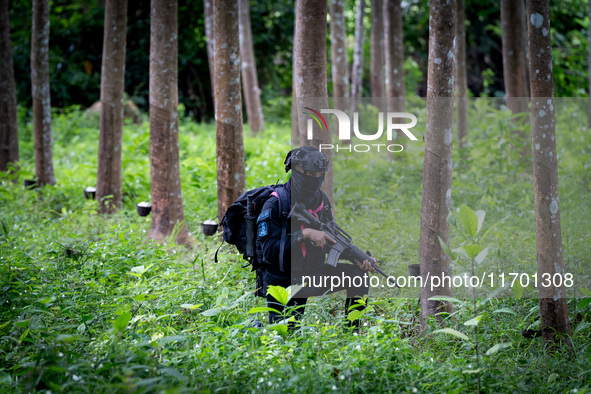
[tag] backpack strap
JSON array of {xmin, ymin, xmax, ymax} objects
[{"xmin": 275, "ymin": 186, "xmax": 289, "ymax": 272}]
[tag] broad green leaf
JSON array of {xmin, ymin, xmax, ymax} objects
[
  {"xmin": 460, "ymin": 205, "xmax": 478, "ymax": 237},
  {"xmin": 180, "ymin": 303, "xmax": 202, "ymax": 310},
  {"xmin": 157, "ymin": 336, "xmax": 187, "ymax": 346},
  {"xmin": 201, "ymin": 308, "xmax": 222, "ymax": 317},
  {"xmin": 131, "ymin": 265, "xmax": 145, "ymax": 274},
  {"xmin": 247, "ymin": 306, "xmax": 281, "ymax": 314},
  {"xmin": 18, "ymin": 328, "xmax": 30, "ymax": 344},
  {"xmin": 113, "ymin": 311, "xmax": 132, "ymax": 333},
  {"xmin": 474, "ymin": 247, "xmax": 490, "ymax": 264},
  {"xmin": 269, "ymin": 324, "xmax": 288, "ymax": 336},
  {"xmin": 428, "ymin": 295, "xmax": 464, "ymax": 304},
  {"xmin": 14, "ymin": 320, "xmax": 30, "ymax": 328},
  {"xmin": 578, "ymin": 298, "xmax": 591, "ymax": 309},
  {"xmin": 438, "ymin": 236, "xmax": 456, "ymax": 259},
  {"xmin": 475, "ymin": 210, "xmax": 486, "ymax": 235},
  {"xmin": 267, "ymin": 285, "xmax": 289, "ymax": 306},
  {"xmin": 485, "ymin": 342, "xmax": 512, "ymax": 355},
  {"xmin": 464, "ymin": 315, "xmax": 482, "ymax": 326},
  {"xmin": 37, "ymin": 296, "xmax": 56, "ymax": 306},
  {"xmin": 433, "ymin": 328, "xmax": 469, "ymax": 341},
  {"xmin": 580, "ymin": 287, "xmax": 591, "ymax": 296},
  {"xmin": 56, "ymin": 334, "xmax": 79, "ymax": 343},
  {"xmin": 493, "ymin": 307, "xmax": 517, "ymax": 315},
  {"xmin": 464, "ymin": 244, "xmax": 482, "ymax": 259},
  {"xmin": 347, "ymin": 309, "xmax": 366, "ymax": 322},
  {"xmin": 134, "ymin": 294, "xmax": 147, "ymax": 302}
]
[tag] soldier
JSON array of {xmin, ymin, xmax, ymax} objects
[{"xmin": 257, "ymin": 146, "xmax": 376, "ymax": 328}]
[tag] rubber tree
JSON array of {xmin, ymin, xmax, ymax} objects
[
  {"xmin": 148, "ymin": 0, "xmax": 190, "ymax": 245},
  {"xmin": 294, "ymin": 0, "xmax": 334, "ymax": 212},
  {"xmin": 350, "ymin": 0, "xmax": 365, "ymax": 99},
  {"xmin": 501, "ymin": 0, "xmax": 530, "ymax": 115},
  {"xmin": 370, "ymin": 0, "xmax": 384, "ymax": 98},
  {"xmin": 383, "ymin": 0, "xmax": 405, "ymax": 161},
  {"xmin": 204, "ymin": 0, "xmax": 215, "ymax": 102},
  {"xmin": 455, "ymin": 0, "xmax": 468, "ymax": 148},
  {"xmin": 31, "ymin": 0, "xmax": 55, "ymax": 186},
  {"xmin": 526, "ymin": 0, "xmax": 572, "ymax": 345},
  {"xmin": 238, "ymin": 0, "xmax": 264, "ymax": 134},
  {"xmin": 213, "ymin": 0, "xmax": 246, "ymax": 221},
  {"xmin": 0, "ymin": 0, "xmax": 18, "ymax": 173},
  {"xmin": 330, "ymin": 0, "xmax": 348, "ymax": 99},
  {"xmin": 96, "ymin": 0, "xmax": 128, "ymax": 213},
  {"xmin": 419, "ymin": 0, "xmax": 456, "ymax": 326}
]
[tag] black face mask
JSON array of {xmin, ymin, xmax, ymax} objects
[{"xmin": 291, "ymin": 170, "xmax": 325, "ymax": 206}]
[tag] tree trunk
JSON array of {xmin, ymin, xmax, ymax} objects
[
  {"xmin": 350, "ymin": 0, "xmax": 365, "ymax": 99},
  {"xmin": 501, "ymin": 0, "xmax": 529, "ymax": 112},
  {"xmin": 419, "ymin": 0, "xmax": 456, "ymax": 327},
  {"xmin": 294, "ymin": 0, "xmax": 334, "ymax": 214},
  {"xmin": 526, "ymin": 0, "xmax": 572, "ymax": 345},
  {"xmin": 214, "ymin": 0, "xmax": 246, "ymax": 222},
  {"xmin": 204, "ymin": 0, "xmax": 215, "ymax": 107},
  {"xmin": 0, "ymin": 0, "xmax": 18, "ymax": 173},
  {"xmin": 291, "ymin": 2, "xmax": 299, "ymax": 146},
  {"xmin": 97, "ymin": 0, "xmax": 127, "ymax": 213},
  {"xmin": 370, "ymin": 0, "xmax": 384, "ymax": 98},
  {"xmin": 238, "ymin": 0, "xmax": 264, "ymax": 134},
  {"xmin": 383, "ymin": 0, "xmax": 405, "ymax": 161},
  {"xmin": 148, "ymin": 0, "xmax": 190, "ymax": 245},
  {"xmin": 31, "ymin": 0, "xmax": 54, "ymax": 186},
  {"xmin": 330, "ymin": 0, "xmax": 348, "ymax": 99},
  {"xmin": 455, "ymin": 0, "xmax": 468, "ymax": 148}
]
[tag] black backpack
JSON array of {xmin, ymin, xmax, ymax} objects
[{"xmin": 219, "ymin": 184, "xmax": 290, "ymax": 297}]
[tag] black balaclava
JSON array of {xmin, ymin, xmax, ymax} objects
[{"xmin": 284, "ymin": 146, "xmax": 329, "ymax": 208}]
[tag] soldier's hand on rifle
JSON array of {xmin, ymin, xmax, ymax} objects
[
  {"xmin": 354, "ymin": 258, "xmax": 376, "ymax": 273},
  {"xmin": 302, "ymin": 228, "xmax": 335, "ymax": 248}
]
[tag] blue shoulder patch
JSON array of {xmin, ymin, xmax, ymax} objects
[
  {"xmin": 257, "ymin": 209, "xmax": 271, "ymax": 222},
  {"xmin": 257, "ymin": 222, "xmax": 268, "ymax": 237}
]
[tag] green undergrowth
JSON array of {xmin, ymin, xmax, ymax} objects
[{"xmin": 1, "ymin": 101, "xmax": 590, "ymax": 392}]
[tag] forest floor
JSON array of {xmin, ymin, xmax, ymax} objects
[{"xmin": 1, "ymin": 101, "xmax": 591, "ymax": 392}]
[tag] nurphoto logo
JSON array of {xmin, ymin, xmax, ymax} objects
[{"xmin": 302, "ymin": 106, "xmax": 419, "ymax": 153}]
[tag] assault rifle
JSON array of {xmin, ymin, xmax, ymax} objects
[{"xmin": 289, "ymin": 202, "xmax": 397, "ymax": 285}]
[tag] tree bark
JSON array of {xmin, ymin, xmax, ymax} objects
[
  {"xmin": 383, "ymin": 0, "xmax": 405, "ymax": 161},
  {"xmin": 455, "ymin": 0, "xmax": 468, "ymax": 148},
  {"xmin": 294, "ymin": 0, "xmax": 334, "ymax": 214},
  {"xmin": 204, "ymin": 0, "xmax": 215, "ymax": 106},
  {"xmin": 526, "ymin": 0, "xmax": 572, "ymax": 344},
  {"xmin": 501, "ymin": 0, "xmax": 529, "ymax": 112},
  {"xmin": 291, "ymin": 1, "xmax": 299, "ymax": 146},
  {"xmin": 330, "ymin": 0, "xmax": 348, "ymax": 99},
  {"xmin": 238, "ymin": 0, "xmax": 264, "ymax": 134},
  {"xmin": 370, "ymin": 0, "xmax": 384, "ymax": 98},
  {"xmin": 419, "ymin": 0, "xmax": 456, "ymax": 327},
  {"xmin": 350, "ymin": 0, "xmax": 365, "ymax": 99},
  {"xmin": 214, "ymin": 0, "xmax": 246, "ymax": 222},
  {"xmin": 97, "ymin": 0, "xmax": 127, "ymax": 213},
  {"xmin": 149, "ymin": 0, "xmax": 190, "ymax": 245},
  {"xmin": 0, "ymin": 0, "xmax": 18, "ymax": 173},
  {"xmin": 31, "ymin": 0, "xmax": 54, "ymax": 186}
]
